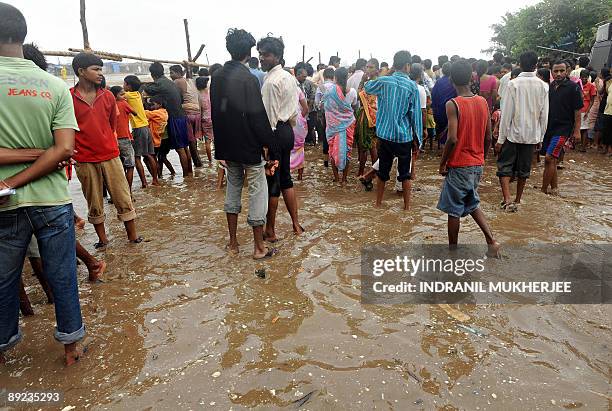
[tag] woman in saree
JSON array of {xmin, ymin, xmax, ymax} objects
[
  {"xmin": 323, "ymin": 67, "xmax": 357, "ymax": 184},
  {"xmin": 355, "ymin": 58, "xmax": 379, "ymax": 178},
  {"xmin": 290, "ymin": 89, "xmax": 309, "ymax": 180}
]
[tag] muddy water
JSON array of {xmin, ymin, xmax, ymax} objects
[{"xmin": 2, "ymin": 146, "xmax": 611, "ymax": 410}]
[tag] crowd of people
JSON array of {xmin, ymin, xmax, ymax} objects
[{"xmin": 1, "ymin": 1, "xmax": 611, "ymax": 366}]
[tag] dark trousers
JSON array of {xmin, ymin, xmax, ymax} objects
[
  {"xmin": 305, "ymin": 112, "xmax": 317, "ymax": 145},
  {"xmin": 316, "ymin": 110, "xmax": 329, "ymax": 154}
]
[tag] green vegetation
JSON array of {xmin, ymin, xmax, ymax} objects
[{"xmin": 486, "ymin": 0, "xmax": 612, "ymax": 57}]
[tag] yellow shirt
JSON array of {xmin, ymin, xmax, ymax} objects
[{"xmin": 124, "ymin": 91, "xmax": 149, "ymax": 128}]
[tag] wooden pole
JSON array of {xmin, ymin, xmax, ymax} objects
[
  {"xmin": 302, "ymin": 45, "xmax": 305, "ymax": 63},
  {"xmin": 68, "ymin": 48, "xmax": 204, "ymax": 67},
  {"xmin": 43, "ymin": 50, "xmax": 121, "ymax": 61},
  {"xmin": 318, "ymin": 52, "xmax": 321, "ymax": 65},
  {"xmin": 183, "ymin": 19, "xmax": 192, "ymax": 61},
  {"xmin": 79, "ymin": 0, "xmax": 90, "ymax": 50},
  {"xmin": 193, "ymin": 44, "xmax": 205, "ymax": 62},
  {"xmin": 358, "ymin": 50, "xmax": 361, "ymax": 59},
  {"xmin": 206, "ymin": 53, "xmax": 210, "ymax": 65}
]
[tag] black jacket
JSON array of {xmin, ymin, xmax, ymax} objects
[
  {"xmin": 145, "ymin": 76, "xmax": 185, "ymax": 117},
  {"xmin": 211, "ymin": 60, "xmax": 276, "ymax": 164}
]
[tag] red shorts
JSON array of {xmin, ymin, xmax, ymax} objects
[{"xmin": 546, "ymin": 135, "xmax": 566, "ymax": 159}]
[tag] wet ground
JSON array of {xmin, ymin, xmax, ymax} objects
[{"xmin": 2, "ymin": 145, "xmax": 611, "ymax": 410}]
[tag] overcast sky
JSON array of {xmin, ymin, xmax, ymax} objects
[{"xmin": 8, "ymin": 0, "xmax": 540, "ymax": 66}]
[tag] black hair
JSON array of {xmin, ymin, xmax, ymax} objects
[
  {"xmin": 590, "ymin": 70, "xmax": 598, "ymax": 82},
  {"xmin": 149, "ymin": 95, "xmax": 165, "ymax": 108},
  {"xmin": 441, "ymin": 62, "xmax": 452, "ymax": 76},
  {"xmin": 109, "ymin": 85, "xmax": 123, "ymax": 97},
  {"xmin": 493, "ymin": 52, "xmax": 504, "ymax": 64},
  {"xmin": 209, "ymin": 63, "xmax": 222, "ymax": 76},
  {"xmin": 519, "ymin": 51, "xmax": 538, "ymax": 72},
  {"xmin": 367, "ymin": 58, "xmax": 379, "ymax": 69},
  {"xmin": 329, "ymin": 56, "xmax": 340, "ymax": 66},
  {"xmin": 123, "ymin": 75, "xmax": 141, "ymax": 91},
  {"xmin": 294, "ymin": 62, "xmax": 308, "ymax": 76},
  {"xmin": 257, "ymin": 36, "xmax": 284, "ymax": 59},
  {"xmin": 198, "ymin": 67, "xmax": 209, "ymax": 77},
  {"xmin": 410, "ymin": 63, "xmax": 423, "ymax": 82},
  {"xmin": 510, "ymin": 67, "xmax": 522, "ymax": 78},
  {"xmin": 355, "ymin": 58, "xmax": 367, "ymax": 70},
  {"xmin": 317, "ymin": 63, "xmax": 326, "ymax": 71},
  {"xmin": 438, "ymin": 55, "xmax": 449, "ymax": 66},
  {"xmin": 248, "ymin": 56, "xmax": 259, "ymax": 69},
  {"xmin": 475, "ymin": 60, "xmax": 488, "ymax": 76},
  {"xmin": 491, "ymin": 65, "xmax": 501, "ymax": 75},
  {"xmin": 0, "ymin": 2, "xmax": 27, "ymax": 44},
  {"xmin": 323, "ymin": 67, "xmax": 335, "ymax": 80},
  {"xmin": 305, "ymin": 63, "xmax": 314, "ymax": 77},
  {"xmin": 149, "ymin": 62, "xmax": 164, "ymax": 78},
  {"xmin": 192, "ymin": 66, "xmax": 199, "ymax": 75},
  {"xmin": 225, "ymin": 28, "xmax": 256, "ymax": 61},
  {"xmin": 450, "ymin": 60, "xmax": 472, "ymax": 86},
  {"xmin": 22, "ymin": 43, "xmax": 47, "ymax": 70},
  {"xmin": 335, "ymin": 67, "xmax": 349, "ymax": 94},
  {"xmin": 411, "ymin": 55, "xmax": 422, "ymax": 64},
  {"xmin": 195, "ymin": 76, "xmax": 209, "ymax": 90},
  {"xmin": 450, "ymin": 55, "xmax": 461, "ymax": 62},
  {"xmin": 169, "ymin": 64, "xmax": 184, "ymax": 76},
  {"xmin": 552, "ymin": 60, "xmax": 567, "ymax": 68},
  {"xmin": 423, "ymin": 59, "xmax": 432, "ymax": 70},
  {"xmin": 579, "ymin": 69, "xmax": 590, "ymax": 78},
  {"xmin": 578, "ymin": 56, "xmax": 590, "ymax": 68},
  {"xmin": 392, "ymin": 50, "xmax": 411, "ymax": 70},
  {"xmin": 537, "ymin": 68, "xmax": 550, "ymax": 83},
  {"xmin": 72, "ymin": 52, "xmax": 103, "ymax": 75},
  {"xmin": 433, "ymin": 64, "xmax": 439, "ymax": 72},
  {"xmin": 502, "ymin": 63, "xmax": 513, "ymax": 71}
]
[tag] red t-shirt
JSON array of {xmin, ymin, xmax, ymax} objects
[
  {"xmin": 581, "ymin": 82, "xmax": 596, "ymax": 113},
  {"xmin": 448, "ymin": 95, "xmax": 489, "ymax": 168},
  {"xmin": 116, "ymin": 99, "xmax": 135, "ymax": 140},
  {"xmin": 70, "ymin": 86, "xmax": 119, "ymax": 163}
]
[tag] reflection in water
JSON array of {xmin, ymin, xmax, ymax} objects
[{"xmin": 2, "ymin": 147, "xmax": 611, "ymax": 409}]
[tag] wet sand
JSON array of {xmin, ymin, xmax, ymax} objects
[{"xmin": 2, "ymin": 146, "xmax": 611, "ymax": 410}]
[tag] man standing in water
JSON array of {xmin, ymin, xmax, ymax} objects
[
  {"xmin": 364, "ymin": 50, "xmax": 422, "ymax": 210},
  {"xmin": 211, "ymin": 28, "xmax": 278, "ymax": 259},
  {"xmin": 145, "ymin": 62, "xmax": 192, "ymax": 177},
  {"xmin": 541, "ymin": 61, "xmax": 583, "ymax": 195},
  {"xmin": 258, "ymin": 35, "xmax": 304, "ymax": 240},
  {"xmin": 0, "ymin": 2, "xmax": 85, "ymax": 366},
  {"xmin": 496, "ymin": 51, "xmax": 548, "ymax": 212}
]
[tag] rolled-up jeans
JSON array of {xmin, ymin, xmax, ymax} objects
[
  {"xmin": 0, "ymin": 204, "xmax": 84, "ymax": 352},
  {"xmin": 224, "ymin": 160, "xmax": 268, "ymax": 227}
]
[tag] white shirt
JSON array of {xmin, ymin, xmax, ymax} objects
[
  {"xmin": 344, "ymin": 88, "xmax": 358, "ymax": 107},
  {"xmin": 347, "ymin": 70, "xmax": 364, "ymax": 93},
  {"xmin": 262, "ymin": 64, "xmax": 298, "ymax": 130},
  {"xmin": 417, "ymin": 84, "xmax": 427, "ymax": 109},
  {"xmin": 498, "ymin": 71, "xmax": 549, "ymax": 145},
  {"xmin": 315, "ymin": 80, "xmax": 335, "ymax": 108},
  {"xmin": 498, "ymin": 71, "xmax": 511, "ymax": 100}
]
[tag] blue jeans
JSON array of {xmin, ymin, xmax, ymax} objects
[
  {"xmin": 224, "ymin": 160, "xmax": 268, "ymax": 227},
  {"xmin": 0, "ymin": 204, "xmax": 84, "ymax": 352}
]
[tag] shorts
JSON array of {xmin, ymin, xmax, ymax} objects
[
  {"xmin": 437, "ymin": 166, "xmax": 483, "ymax": 218},
  {"xmin": 545, "ymin": 135, "xmax": 567, "ymax": 159},
  {"xmin": 75, "ymin": 157, "xmax": 136, "ymax": 225},
  {"xmin": 376, "ymin": 138, "xmax": 412, "ymax": 182},
  {"xmin": 267, "ymin": 121, "xmax": 295, "ymax": 197},
  {"xmin": 132, "ymin": 127, "xmax": 155, "ymax": 157},
  {"xmin": 496, "ymin": 140, "xmax": 535, "ymax": 179},
  {"xmin": 167, "ymin": 116, "xmax": 190, "ymax": 150},
  {"xmin": 155, "ymin": 138, "xmax": 171, "ymax": 158},
  {"xmin": 117, "ymin": 138, "xmax": 135, "ymax": 168}
]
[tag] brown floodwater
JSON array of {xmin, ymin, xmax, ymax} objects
[{"xmin": 2, "ymin": 145, "xmax": 611, "ymax": 410}]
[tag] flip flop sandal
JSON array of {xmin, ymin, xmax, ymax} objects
[
  {"xmin": 254, "ymin": 247, "xmax": 279, "ymax": 260},
  {"xmin": 93, "ymin": 241, "xmax": 108, "ymax": 249},
  {"xmin": 129, "ymin": 236, "xmax": 144, "ymax": 244},
  {"xmin": 504, "ymin": 202, "xmax": 519, "ymax": 213}
]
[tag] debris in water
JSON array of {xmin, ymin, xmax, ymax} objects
[
  {"xmin": 439, "ymin": 304, "xmax": 471, "ymax": 322},
  {"xmin": 255, "ymin": 268, "xmax": 266, "ymax": 279},
  {"xmin": 62, "ymin": 407, "xmax": 76, "ymax": 411},
  {"xmin": 491, "ymin": 393, "xmax": 497, "ymax": 399},
  {"xmin": 271, "ymin": 316, "xmax": 279, "ymax": 324},
  {"xmin": 457, "ymin": 324, "xmax": 486, "ymax": 337},
  {"xmin": 292, "ymin": 390, "xmax": 316, "ymax": 408},
  {"xmin": 212, "ymin": 371, "xmax": 221, "ymax": 378},
  {"xmin": 150, "ymin": 319, "xmax": 158, "ymax": 324}
]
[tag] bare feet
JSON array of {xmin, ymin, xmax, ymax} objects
[
  {"xmin": 293, "ymin": 224, "xmax": 304, "ymax": 235},
  {"xmin": 253, "ymin": 247, "xmax": 278, "ymax": 260},
  {"xmin": 263, "ymin": 232, "xmax": 278, "ymax": 243},
  {"xmin": 226, "ymin": 243, "xmax": 239, "ymax": 255},
  {"xmin": 87, "ymin": 260, "xmax": 106, "ymax": 282},
  {"xmin": 64, "ymin": 342, "xmax": 87, "ymax": 367},
  {"xmin": 151, "ymin": 180, "xmax": 162, "ymax": 187},
  {"xmin": 141, "ymin": 184, "xmax": 147, "ymax": 189},
  {"xmin": 486, "ymin": 242, "xmax": 501, "ymax": 258}
]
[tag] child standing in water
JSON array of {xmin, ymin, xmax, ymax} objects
[
  {"xmin": 437, "ymin": 60, "xmax": 500, "ymax": 256},
  {"xmin": 110, "ymin": 86, "xmax": 136, "ymax": 193}
]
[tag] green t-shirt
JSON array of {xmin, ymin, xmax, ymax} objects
[{"xmin": 0, "ymin": 56, "xmax": 79, "ymax": 211}]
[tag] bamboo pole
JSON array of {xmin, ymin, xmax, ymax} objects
[
  {"xmin": 318, "ymin": 52, "xmax": 321, "ymax": 65},
  {"xmin": 42, "ymin": 50, "xmax": 122, "ymax": 61},
  {"xmin": 79, "ymin": 0, "xmax": 90, "ymax": 50},
  {"xmin": 68, "ymin": 48, "xmax": 205, "ymax": 67},
  {"xmin": 193, "ymin": 44, "xmax": 205, "ymax": 62},
  {"xmin": 302, "ymin": 45, "xmax": 305, "ymax": 63}
]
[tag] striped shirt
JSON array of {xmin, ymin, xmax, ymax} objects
[{"xmin": 364, "ymin": 72, "xmax": 423, "ymax": 144}]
